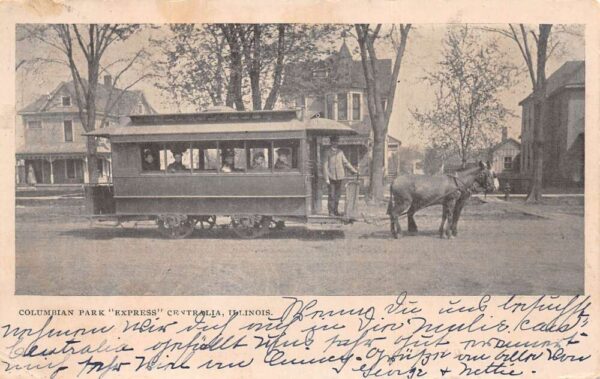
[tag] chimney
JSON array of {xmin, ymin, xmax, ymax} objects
[
  {"xmin": 104, "ymin": 75, "xmax": 112, "ymax": 87},
  {"xmin": 501, "ymin": 127, "xmax": 508, "ymax": 142}
]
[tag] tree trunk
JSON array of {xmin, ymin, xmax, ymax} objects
[
  {"xmin": 264, "ymin": 24, "xmax": 286, "ymax": 110},
  {"xmin": 230, "ymin": 47, "xmax": 245, "ymax": 111},
  {"xmin": 249, "ymin": 25, "xmax": 262, "ymax": 111},
  {"xmin": 527, "ymin": 97, "xmax": 544, "ymax": 201},
  {"xmin": 526, "ymin": 24, "xmax": 552, "ymax": 203},
  {"xmin": 220, "ymin": 25, "xmax": 245, "ymax": 110},
  {"xmin": 384, "ymin": 24, "xmax": 411, "ymax": 130},
  {"xmin": 355, "ymin": 24, "xmax": 386, "ymax": 201},
  {"xmin": 369, "ymin": 125, "xmax": 386, "ymax": 201}
]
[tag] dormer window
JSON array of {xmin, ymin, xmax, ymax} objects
[
  {"xmin": 62, "ymin": 96, "xmax": 71, "ymax": 107},
  {"xmin": 312, "ymin": 69, "xmax": 328, "ymax": 79},
  {"xmin": 138, "ymin": 104, "xmax": 144, "ymax": 114}
]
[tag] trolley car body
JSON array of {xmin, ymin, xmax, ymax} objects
[{"xmin": 85, "ymin": 109, "xmax": 359, "ymax": 238}]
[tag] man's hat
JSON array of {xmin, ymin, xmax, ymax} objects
[
  {"xmin": 330, "ymin": 136, "xmax": 340, "ymax": 144},
  {"xmin": 222, "ymin": 148, "xmax": 235, "ymax": 157},
  {"xmin": 276, "ymin": 148, "xmax": 290, "ymax": 156}
]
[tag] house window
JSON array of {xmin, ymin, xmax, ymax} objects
[
  {"xmin": 337, "ymin": 93, "xmax": 348, "ymax": 120},
  {"xmin": 66, "ymin": 159, "xmax": 76, "ymax": 179},
  {"xmin": 62, "ymin": 96, "xmax": 71, "ymax": 106},
  {"xmin": 27, "ymin": 120, "xmax": 42, "ymax": 129},
  {"xmin": 325, "ymin": 94, "xmax": 335, "ymax": 120},
  {"xmin": 138, "ymin": 104, "xmax": 144, "ymax": 114},
  {"xmin": 64, "ymin": 120, "xmax": 73, "ymax": 142},
  {"xmin": 352, "ymin": 93, "xmax": 362, "ymax": 121},
  {"xmin": 504, "ymin": 156, "xmax": 512, "ymax": 170},
  {"xmin": 96, "ymin": 159, "xmax": 105, "ymax": 177}
]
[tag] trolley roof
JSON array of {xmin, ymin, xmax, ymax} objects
[{"xmin": 85, "ymin": 109, "xmax": 357, "ymax": 140}]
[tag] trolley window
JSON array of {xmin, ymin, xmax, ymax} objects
[
  {"xmin": 247, "ymin": 141, "xmax": 272, "ymax": 172},
  {"xmin": 220, "ymin": 141, "xmax": 246, "ymax": 173},
  {"xmin": 141, "ymin": 143, "xmax": 163, "ymax": 172},
  {"xmin": 274, "ymin": 140, "xmax": 299, "ymax": 171},
  {"xmin": 165, "ymin": 143, "xmax": 192, "ymax": 173},
  {"xmin": 138, "ymin": 139, "xmax": 301, "ymax": 174},
  {"xmin": 192, "ymin": 141, "xmax": 218, "ymax": 173}
]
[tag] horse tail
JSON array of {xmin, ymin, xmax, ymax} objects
[{"xmin": 386, "ymin": 182, "xmax": 395, "ymax": 216}]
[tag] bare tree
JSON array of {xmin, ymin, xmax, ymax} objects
[
  {"xmin": 482, "ymin": 24, "xmax": 553, "ymax": 202},
  {"xmin": 21, "ymin": 24, "xmax": 151, "ymax": 183},
  {"xmin": 354, "ymin": 23, "xmax": 411, "ymax": 201},
  {"xmin": 412, "ymin": 26, "xmax": 517, "ymax": 168}
]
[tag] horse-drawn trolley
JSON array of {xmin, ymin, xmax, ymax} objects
[{"xmin": 84, "ymin": 108, "xmax": 360, "ymax": 238}]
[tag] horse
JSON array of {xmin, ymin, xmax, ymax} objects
[{"xmin": 387, "ymin": 161, "xmax": 495, "ymax": 239}]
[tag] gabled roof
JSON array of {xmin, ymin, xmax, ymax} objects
[
  {"xmin": 490, "ymin": 138, "xmax": 521, "ymax": 153},
  {"xmin": 281, "ymin": 44, "xmax": 392, "ymax": 97},
  {"xmin": 19, "ymin": 80, "xmax": 156, "ymax": 115},
  {"xmin": 338, "ymin": 41, "xmax": 352, "ymax": 60},
  {"xmin": 519, "ymin": 61, "xmax": 584, "ymax": 105},
  {"xmin": 388, "ymin": 134, "xmax": 402, "ymax": 145}
]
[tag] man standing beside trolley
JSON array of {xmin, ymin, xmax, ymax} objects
[{"xmin": 323, "ymin": 136, "xmax": 358, "ymax": 216}]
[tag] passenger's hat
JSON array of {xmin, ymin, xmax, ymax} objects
[
  {"xmin": 276, "ymin": 148, "xmax": 290, "ymax": 156},
  {"xmin": 330, "ymin": 136, "xmax": 340, "ymax": 144}
]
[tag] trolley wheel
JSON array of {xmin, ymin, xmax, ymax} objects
[
  {"xmin": 231, "ymin": 215, "xmax": 271, "ymax": 239},
  {"xmin": 198, "ymin": 215, "xmax": 217, "ymax": 230},
  {"xmin": 157, "ymin": 215, "xmax": 195, "ymax": 239}
]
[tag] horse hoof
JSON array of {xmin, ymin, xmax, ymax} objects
[
  {"xmin": 408, "ymin": 231, "xmax": 418, "ymax": 236},
  {"xmin": 448, "ymin": 235, "xmax": 455, "ymax": 240}
]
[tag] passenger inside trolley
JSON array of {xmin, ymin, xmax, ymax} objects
[
  {"xmin": 274, "ymin": 148, "xmax": 292, "ymax": 170},
  {"xmin": 167, "ymin": 151, "xmax": 187, "ymax": 172},
  {"xmin": 221, "ymin": 149, "xmax": 235, "ymax": 173}
]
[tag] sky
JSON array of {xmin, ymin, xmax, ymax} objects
[{"xmin": 15, "ymin": 24, "xmax": 584, "ymax": 149}]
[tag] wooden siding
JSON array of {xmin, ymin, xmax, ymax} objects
[
  {"xmin": 116, "ymin": 197, "xmax": 306, "ymax": 216},
  {"xmin": 113, "ymin": 174, "xmax": 307, "ymax": 198}
]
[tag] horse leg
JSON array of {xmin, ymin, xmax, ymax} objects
[
  {"xmin": 390, "ymin": 198, "xmax": 410, "ymax": 239},
  {"xmin": 452, "ymin": 192, "xmax": 470, "ymax": 236},
  {"xmin": 439, "ymin": 204, "xmax": 448, "ymax": 238},
  {"xmin": 407, "ymin": 205, "xmax": 418, "ymax": 235},
  {"xmin": 445, "ymin": 198, "xmax": 457, "ymax": 239},
  {"xmin": 390, "ymin": 214, "xmax": 398, "ymax": 239},
  {"xmin": 388, "ymin": 194, "xmax": 400, "ymax": 239}
]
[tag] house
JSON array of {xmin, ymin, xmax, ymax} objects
[
  {"xmin": 280, "ymin": 41, "xmax": 399, "ymax": 185},
  {"xmin": 490, "ymin": 127, "xmax": 521, "ymax": 175},
  {"xmin": 519, "ymin": 60, "xmax": 584, "ymax": 187},
  {"xmin": 16, "ymin": 75, "xmax": 155, "ymax": 186}
]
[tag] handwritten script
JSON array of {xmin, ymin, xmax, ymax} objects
[{"xmin": 0, "ymin": 294, "xmax": 591, "ymax": 378}]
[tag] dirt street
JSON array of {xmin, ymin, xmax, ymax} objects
[{"xmin": 15, "ymin": 197, "xmax": 584, "ymax": 296}]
